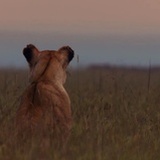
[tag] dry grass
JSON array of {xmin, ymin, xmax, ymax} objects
[{"xmin": 0, "ymin": 66, "xmax": 160, "ymax": 160}]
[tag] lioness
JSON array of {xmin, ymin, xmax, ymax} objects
[{"xmin": 16, "ymin": 44, "xmax": 74, "ymax": 143}]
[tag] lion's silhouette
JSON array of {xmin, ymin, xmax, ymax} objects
[{"xmin": 16, "ymin": 44, "xmax": 74, "ymax": 143}]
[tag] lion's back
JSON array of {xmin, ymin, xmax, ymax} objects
[{"xmin": 16, "ymin": 82, "xmax": 72, "ymax": 135}]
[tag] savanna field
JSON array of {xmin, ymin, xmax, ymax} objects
[{"xmin": 0, "ymin": 66, "xmax": 160, "ymax": 160}]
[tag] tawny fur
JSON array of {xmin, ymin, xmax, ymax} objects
[{"xmin": 16, "ymin": 44, "xmax": 74, "ymax": 142}]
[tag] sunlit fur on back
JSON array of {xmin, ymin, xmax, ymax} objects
[{"xmin": 16, "ymin": 44, "xmax": 74, "ymax": 143}]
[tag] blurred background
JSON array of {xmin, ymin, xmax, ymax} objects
[{"xmin": 0, "ymin": 0, "xmax": 160, "ymax": 68}]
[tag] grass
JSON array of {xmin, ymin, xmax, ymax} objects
[{"xmin": 0, "ymin": 66, "xmax": 160, "ymax": 159}]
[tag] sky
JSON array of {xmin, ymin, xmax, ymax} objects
[{"xmin": 0, "ymin": 0, "xmax": 160, "ymax": 67}]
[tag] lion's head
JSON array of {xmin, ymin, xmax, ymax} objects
[{"xmin": 23, "ymin": 44, "xmax": 74, "ymax": 84}]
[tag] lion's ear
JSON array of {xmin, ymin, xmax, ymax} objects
[
  {"xmin": 58, "ymin": 46, "xmax": 74, "ymax": 64},
  {"xmin": 23, "ymin": 44, "xmax": 39, "ymax": 65}
]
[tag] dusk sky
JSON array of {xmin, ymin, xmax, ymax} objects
[{"xmin": 0, "ymin": 0, "xmax": 160, "ymax": 67}]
